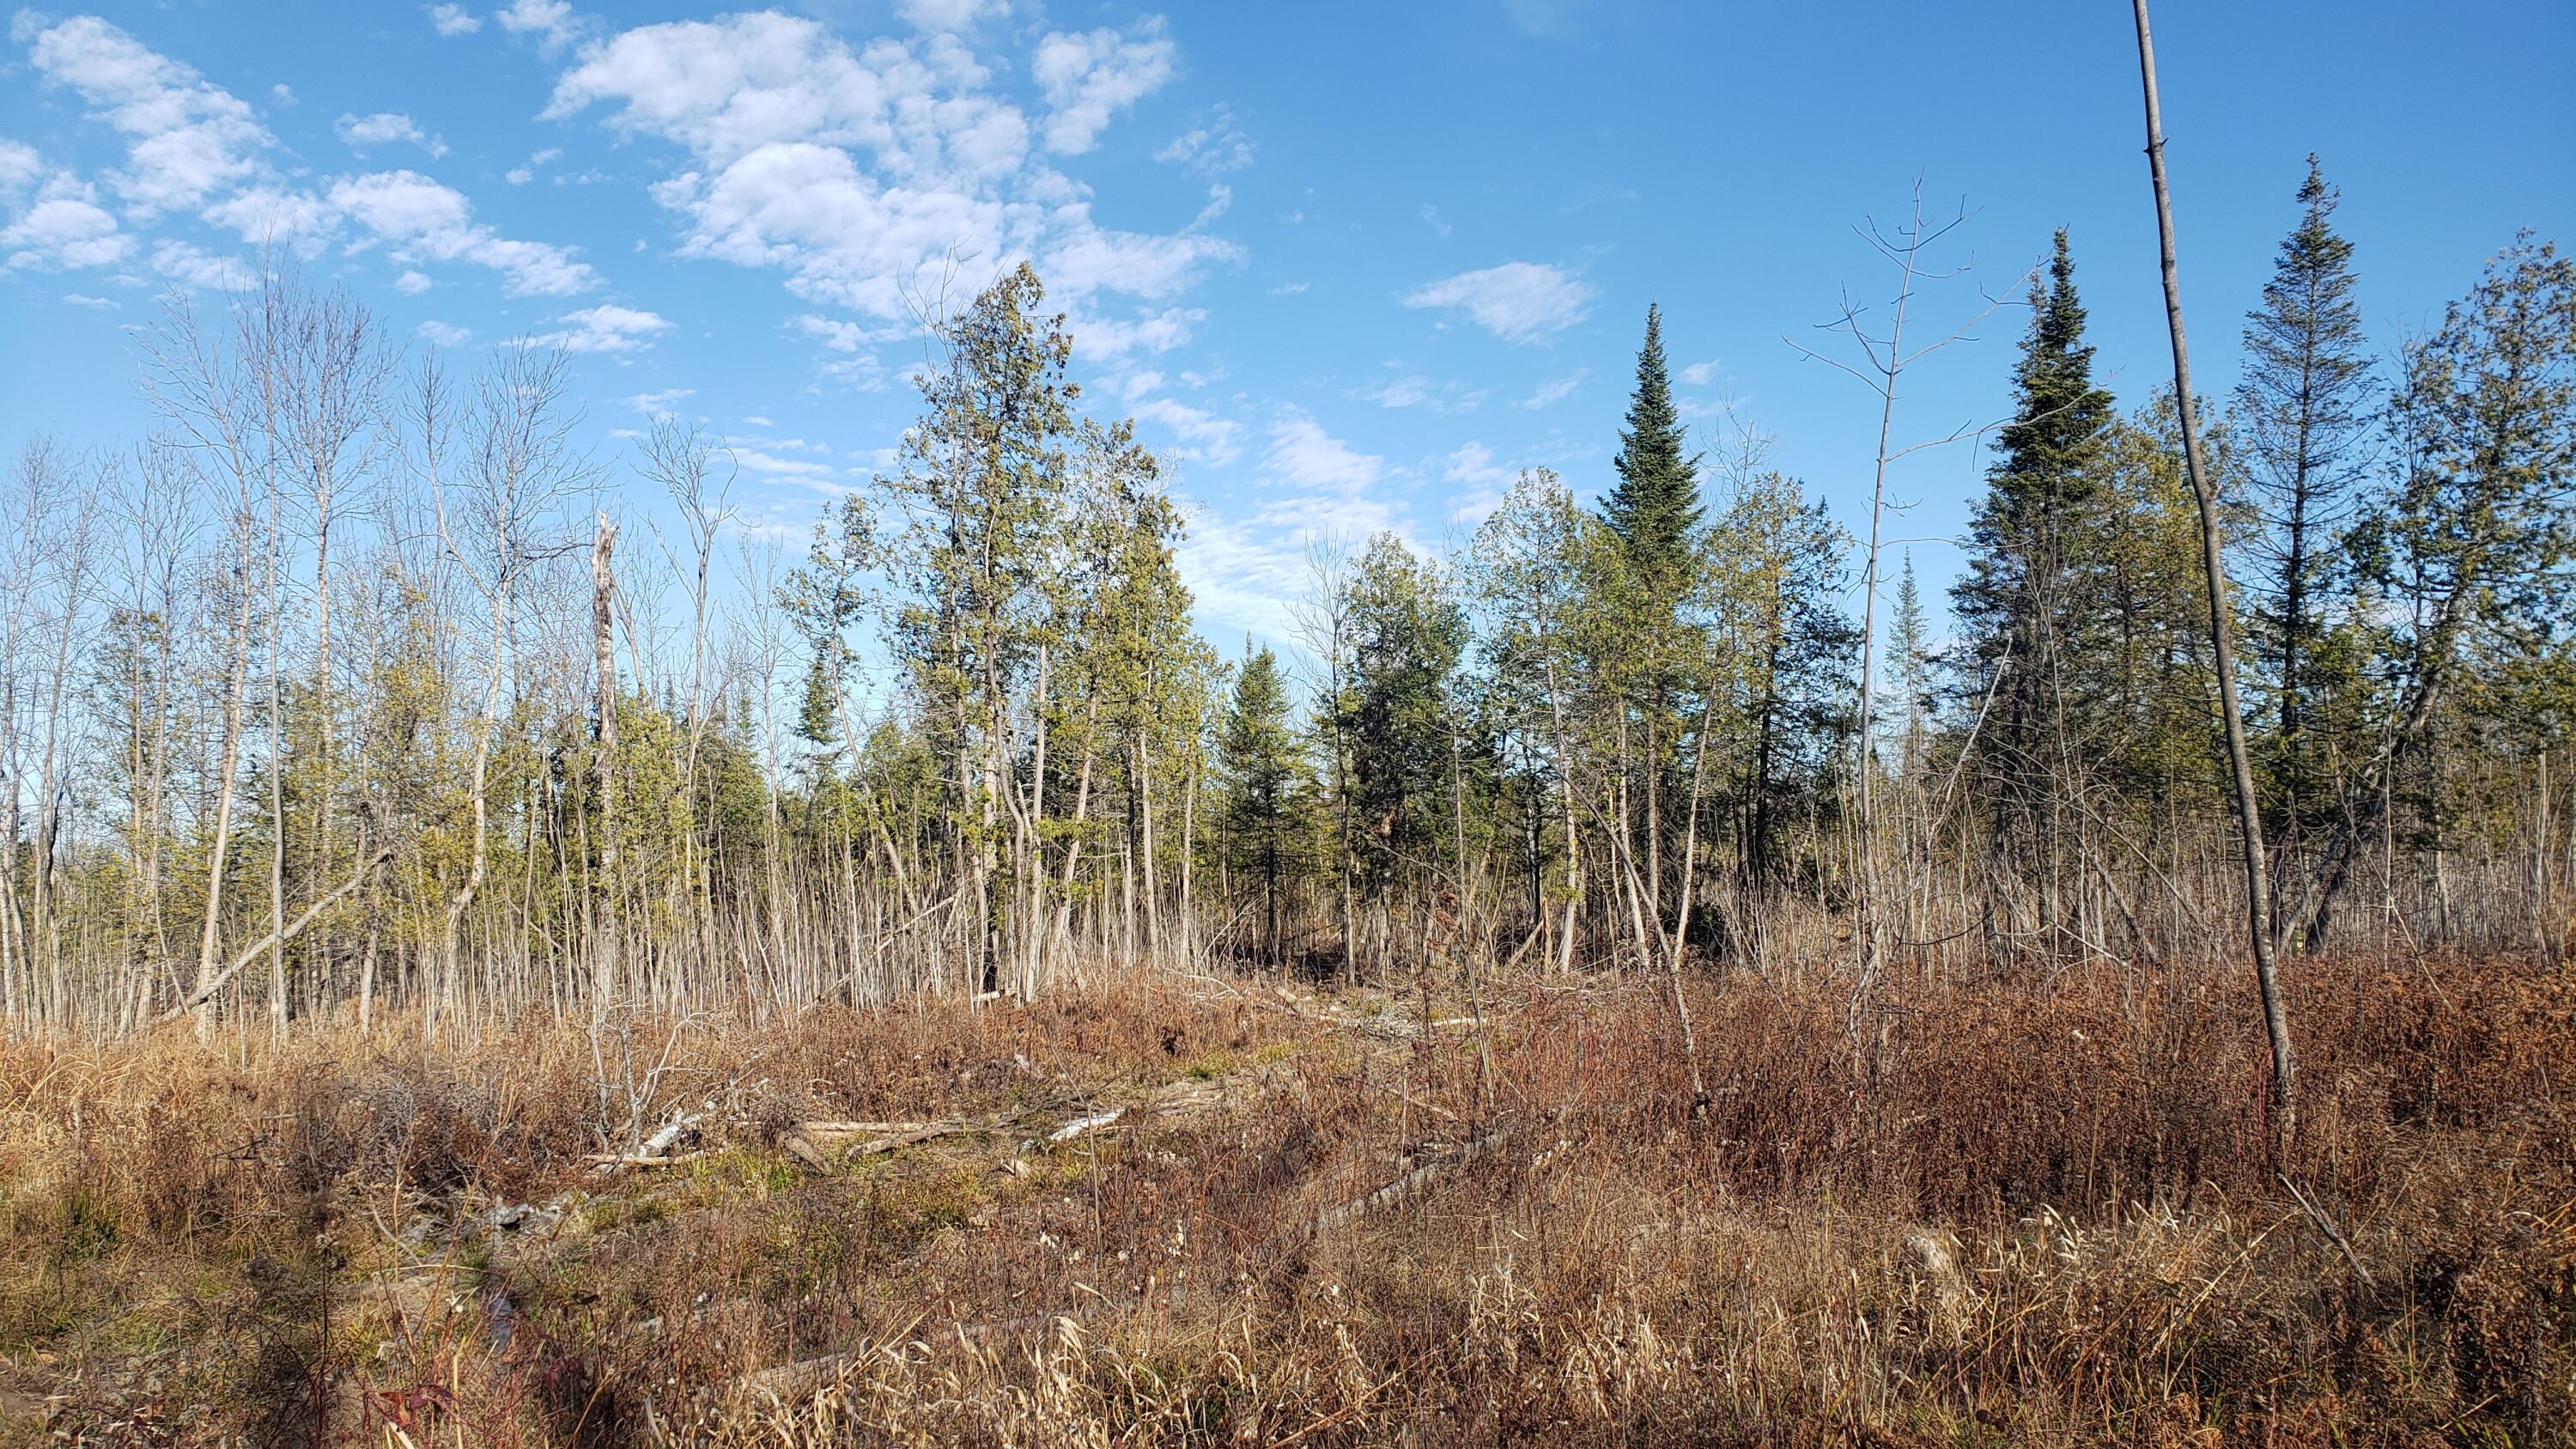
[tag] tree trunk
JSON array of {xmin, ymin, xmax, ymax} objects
[{"xmin": 2132, "ymin": 0, "xmax": 2297, "ymax": 1160}]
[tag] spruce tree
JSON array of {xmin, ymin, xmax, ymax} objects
[
  {"xmin": 1602, "ymin": 304, "xmax": 1704, "ymax": 590},
  {"xmin": 1218, "ymin": 640, "xmax": 1308, "ymax": 963},
  {"xmin": 2237, "ymin": 157, "xmax": 2371, "ymax": 849},
  {"xmin": 1951, "ymin": 230, "xmax": 2115, "ymax": 913},
  {"xmin": 1889, "ymin": 551, "xmax": 1931, "ymax": 770}
]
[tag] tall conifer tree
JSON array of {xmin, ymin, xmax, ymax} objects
[
  {"xmin": 1952, "ymin": 230, "xmax": 2115, "ymax": 910},
  {"xmin": 1602, "ymin": 304, "xmax": 1704, "ymax": 589},
  {"xmin": 2236, "ymin": 159, "xmax": 2371, "ymax": 856}
]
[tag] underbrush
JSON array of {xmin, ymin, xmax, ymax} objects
[{"xmin": 0, "ymin": 953, "xmax": 2567, "ymax": 1446}]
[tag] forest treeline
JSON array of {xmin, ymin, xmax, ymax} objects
[{"xmin": 1, "ymin": 162, "xmax": 2570, "ymax": 1039}]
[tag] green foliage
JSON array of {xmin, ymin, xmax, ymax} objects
[
  {"xmin": 1334, "ymin": 535, "xmax": 1469, "ymax": 904},
  {"xmin": 1602, "ymin": 304, "xmax": 1705, "ymax": 594},
  {"xmin": 1218, "ymin": 641, "xmax": 1313, "ymax": 959},
  {"xmin": 2237, "ymin": 158, "xmax": 2377, "ymax": 841}
]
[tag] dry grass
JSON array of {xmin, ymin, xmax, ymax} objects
[{"xmin": 0, "ymin": 952, "xmax": 2568, "ymax": 1446}]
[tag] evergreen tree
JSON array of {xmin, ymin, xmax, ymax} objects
[
  {"xmin": 1218, "ymin": 641, "xmax": 1309, "ymax": 964},
  {"xmin": 1338, "ymin": 534, "xmax": 1467, "ymax": 923},
  {"xmin": 2236, "ymin": 157, "xmax": 2372, "ymax": 849},
  {"xmin": 1888, "ymin": 552, "xmax": 1932, "ymax": 772},
  {"xmin": 2293, "ymin": 234, "xmax": 2576, "ymax": 944},
  {"xmin": 1601, "ymin": 304, "xmax": 1704, "ymax": 590},
  {"xmin": 1952, "ymin": 229, "xmax": 2116, "ymax": 922},
  {"xmin": 1705, "ymin": 472, "xmax": 1858, "ymax": 889}
]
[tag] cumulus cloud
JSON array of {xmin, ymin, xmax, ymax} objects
[
  {"xmin": 336, "ymin": 112, "xmax": 447, "ymax": 158},
  {"xmin": 1130, "ymin": 394, "xmax": 1240, "ymax": 466},
  {"xmin": 0, "ymin": 140, "xmax": 43, "ymax": 199},
  {"xmin": 0, "ymin": 173, "xmax": 131, "ymax": 269},
  {"xmin": 624, "ymin": 387, "xmax": 694, "ymax": 420},
  {"xmin": 1402, "ymin": 261, "xmax": 1594, "ymax": 344},
  {"xmin": 201, "ymin": 184, "xmax": 336, "ymax": 244},
  {"xmin": 505, "ymin": 148, "xmax": 560, "ymax": 186},
  {"xmin": 532, "ymin": 302, "xmax": 671, "ymax": 353},
  {"xmin": 1678, "ymin": 359, "xmax": 1723, "ymax": 387},
  {"xmin": 495, "ymin": 0, "xmax": 586, "ymax": 54},
  {"xmin": 898, "ymin": 0, "xmax": 1008, "ymax": 33},
  {"xmin": 1031, "ymin": 19, "xmax": 1175, "ymax": 155},
  {"xmin": 150, "ymin": 238, "xmax": 255, "ymax": 289},
  {"xmin": 12, "ymin": 16, "xmax": 599, "ymax": 301},
  {"xmin": 416, "ymin": 320, "xmax": 473, "ymax": 346},
  {"xmin": 15, "ymin": 12, "xmax": 271, "ymax": 216},
  {"xmin": 546, "ymin": 9, "xmax": 1230, "ymax": 355},
  {"xmin": 330, "ymin": 170, "xmax": 598, "ymax": 295},
  {"xmin": 426, "ymin": 3, "xmax": 481, "ymax": 36},
  {"xmin": 793, "ymin": 314, "xmax": 878, "ymax": 351}
]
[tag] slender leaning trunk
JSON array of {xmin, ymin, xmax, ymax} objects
[{"xmin": 2132, "ymin": 0, "xmax": 2297, "ymax": 1160}]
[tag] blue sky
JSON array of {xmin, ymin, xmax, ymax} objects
[{"xmin": 3, "ymin": 0, "xmax": 2570, "ymax": 648}]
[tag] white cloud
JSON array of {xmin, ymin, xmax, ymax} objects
[
  {"xmin": 62, "ymin": 290, "xmax": 115, "ymax": 308},
  {"xmin": 12, "ymin": 15, "xmax": 600, "ymax": 302},
  {"xmin": 532, "ymin": 303, "xmax": 671, "ymax": 354},
  {"xmin": 1264, "ymin": 412, "xmax": 1382, "ymax": 496},
  {"xmin": 1364, "ymin": 375, "xmax": 1430, "ymax": 409},
  {"xmin": 337, "ymin": 112, "xmax": 448, "ymax": 159},
  {"xmin": 1044, "ymin": 207, "xmax": 1239, "ymax": 301},
  {"xmin": 1678, "ymin": 359, "xmax": 1723, "ymax": 387},
  {"xmin": 544, "ymin": 9, "xmax": 1226, "ymax": 360},
  {"xmin": 1504, "ymin": 0, "xmax": 1595, "ymax": 40},
  {"xmin": 0, "ymin": 140, "xmax": 40, "ymax": 199},
  {"xmin": 394, "ymin": 269, "xmax": 433, "ymax": 294},
  {"xmin": 416, "ymin": 320, "xmax": 473, "ymax": 346},
  {"xmin": 496, "ymin": 0, "xmax": 586, "ymax": 54},
  {"xmin": 548, "ymin": 14, "xmax": 930, "ymax": 167},
  {"xmin": 1402, "ymin": 261, "xmax": 1595, "ymax": 344},
  {"xmin": 1156, "ymin": 106, "xmax": 1253, "ymax": 175},
  {"xmin": 794, "ymin": 314, "xmax": 873, "ymax": 351},
  {"xmin": 898, "ymin": 0, "xmax": 1008, "ymax": 32},
  {"xmin": 15, "ymin": 12, "xmax": 272, "ymax": 216},
  {"xmin": 270, "ymin": 83, "xmax": 296, "ymax": 107},
  {"xmin": 624, "ymin": 387, "xmax": 694, "ymax": 419},
  {"xmin": 1031, "ymin": 19, "xmax": 1174, "ymax": 155},
  {"xmin": 1356, "ymin": 370, "xmax": 1485, "ymax": 414},
  {"xmin": 427, "ymin": 3, "xmax": 482, "ymax": 36},
  {"xmin": 1130, "ymin": 394, "xmax": 1240, "ymax": 466},
  {"xmin": 1176, "ymin": 413, "xmax": 1412, "ymax": 640},
  {"xmin": 1, "ymin": 174, "xmax": 131, "ymax": 270},
  {"xmin": 330, "ymin": 170, "xmax": 597, "ymax": 295},
  {"xmin": 1441, "ymin": 441, "xmax": 1518, "ymax": 522},
  {"xmin": 200, "ymin": 184, "xmax": 337, "ymax": 245},
  {"xmin": 505, "ymin": 147, "xmax": 560, "ymax": 186},
  {"xmin": 1516, "ymin": 369, "xmax": 1585, "ymax": 410},
  {"xmin": 149, "ymin": 238, "xmax": 253, "ymax": 290},
  {"xmin": 1067, "ymin": 305, "xmax": 1202, "ymax": 360},
  {"xmin": 728, "ymin": 444, "xmax": 841, "ymax": 488}
]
